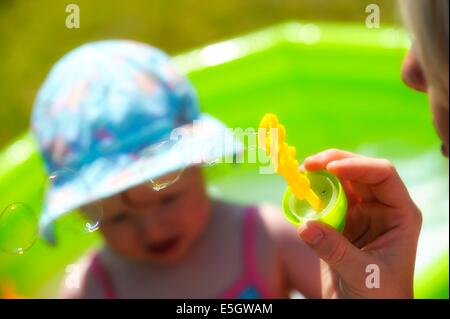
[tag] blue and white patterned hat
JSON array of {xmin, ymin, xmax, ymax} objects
[{"xmin": 31, "ymin": 40, "xmax": 240, "ymax": 243}]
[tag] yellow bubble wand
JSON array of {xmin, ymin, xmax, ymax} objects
[{"xmin": 258, "ymin": 113, "xmax": 322, "ymax": 212}]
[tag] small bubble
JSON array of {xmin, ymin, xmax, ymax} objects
[
  {"xmin": 198, "ymin": 135, "xmax": 225, "ymax": 168},
  {"xmin": 0, "ymin": 202, "xmax": 38, "ymax": 255},
  {"xmin": 47, "ymin": 168, "xmax": 103, "ymax": 234},
  {"xmin": 79, "ymin": 201, "xmax": 103, "ymax": 233},
  {"xmin": 201, "ymin": 157, "xmax": 222, "ymax": 168},
  {"xmin": 140, "ymin": 140, "xmax": 188, "ymax": 191},
  {"xmin": 150, "ymin": 170, "xmax": 184, "ymax": 191},
  {"xmin": 46, "ymin": 168, "xmax": 78, "ymax": 214}
]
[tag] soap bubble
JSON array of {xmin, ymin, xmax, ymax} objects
[
  {"xmin": 140, "ymin": 140, "xmax": 188, "ymax": 191},
  {"xmin": 80, "ymin": 200, "xmax": 103, "ymax": 233},
  {"xmin": 151, "ymin": 170, "xmax": 184, "ymax": 191},
  {"xmin": 46, "ymin": 167, "xmax": 103, "ymax": 234},
  {"xmin": 56, "ymin": 201, "xmax": 103, "ymax": 234},
  {"xmin": 200, "ymin": 155, "xmax": 222, "ymax": 168},
  {"xmin": 0, "ymin": 202, "xmax": 38, "ymax": 255},
  {"xmin": 185, "ymin": 134, "xmax": 221, "ymax": 168},
  {"xmin": 193, "ymin": 120, "xmax": 229, "ymax": 168}
]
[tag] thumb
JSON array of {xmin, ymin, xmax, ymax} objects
[{"xmin": 298, "ymin": 220, "xmax": 371, "ymax": 284}]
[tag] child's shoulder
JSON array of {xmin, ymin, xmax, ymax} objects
[
  {"xmin": 210, "ymin": 199, "xmax": 299, "ymax": 296},
  {"xmin": 210, "ymin": 198, "xmax": 298, "ymax": 262}
]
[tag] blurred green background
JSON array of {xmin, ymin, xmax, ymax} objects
[
  {"xmin": 0, "ymin": 1, "xmax": 448, "ymax": 299},
  {"xmin": 0, "ymin": 0, "xmax": 398, "ymax": 147}
]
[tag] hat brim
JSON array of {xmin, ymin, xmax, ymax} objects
[{"xmin": 39, "ymin": 114, "xmax": 243, "ymax": 243}]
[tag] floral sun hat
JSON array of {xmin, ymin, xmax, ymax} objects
[{"xmin": 31, "ymin": 40, "xmax": 241, "ymax": 244}]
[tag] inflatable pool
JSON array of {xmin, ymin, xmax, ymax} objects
[{"xmin": 0, "ymin": 22, "xmax": 448, "ymax": 298}]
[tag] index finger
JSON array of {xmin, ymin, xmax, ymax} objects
[
  {"xmin": 327, "ymin": 157, "xmax": 414, "ymax": 209},
  {"xmin": 304, "ymin": 149, "xmax": 362, "ymax": 171}
]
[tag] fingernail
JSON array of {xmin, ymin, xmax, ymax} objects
[{"xmin": 298, "ymin": 223, "xmax": 324, "ymax": 245}]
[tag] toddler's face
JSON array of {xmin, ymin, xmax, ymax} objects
[{"xmin": 99, "ymin": 167, "xmax": 211, "ymax": 264}]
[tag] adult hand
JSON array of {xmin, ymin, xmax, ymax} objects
[{"xmin": 298, "ymin": 149, "xmax": 422, "ymax": 298}]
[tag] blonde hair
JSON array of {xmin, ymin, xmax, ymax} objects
[{"xmin": 399, "ymin": 0, "xmax": 449, "ymax": 107}]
